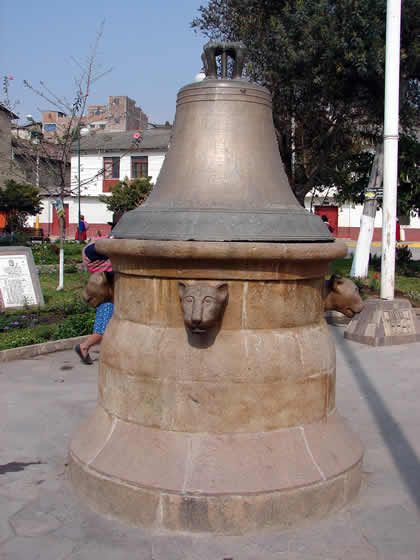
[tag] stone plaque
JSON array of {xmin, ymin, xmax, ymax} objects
[
  {"xmin": 0, "ymin": 247, "xmax": 44, "ymax": 309},
  {"xmin": 383, "ymin": 310, "xmax": 416, "ymax": 336},
  {"xmin": 345, "ymin": 298, "xmax": 420, "ymax": 346}
]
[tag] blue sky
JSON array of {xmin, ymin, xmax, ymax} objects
[{"xmin": 1, "ymin": 0, "xmax": 209, "ymax": 124}]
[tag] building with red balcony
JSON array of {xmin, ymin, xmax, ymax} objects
[{"xmin": 37, "ymin": 127, "xmax": 171, "ymax": 238}]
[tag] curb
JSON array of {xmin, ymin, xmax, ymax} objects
[
  {"xmin": 345, "ymin": 241, "xmax": 420, "ymax": 248},
  {"xmin": 0, "ymin": 335, "xmax": 89, "ymax": 363}
]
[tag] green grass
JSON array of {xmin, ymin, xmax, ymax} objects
[
  {"xmin": 329, "ymin": 257, "xmax": 420, "ymax": 303},
  {"xmin": 41, "ymin": 271, "xmax": 90, "ymax": 307},
  {"xmin": 329, "ymin": 258, "xmax": 352, "ymax": 277},
  {"xmin": 0, "ymin": 324, "xmax": 57, "ymax": 350},
  {"xmin": 0, "ymin": 270, "xmax": 94, "ymax": 350},
  {"xmin": 395, "ymin": 275, "xmax": 420, "ymax": 294},
  {"xmin": 31, "ymin": 241, "xmax": 85, "ymax": 265}
]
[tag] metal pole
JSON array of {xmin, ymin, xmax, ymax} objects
[
  {"xmin": 380, "ymin": 0, "xmax": 401, "ymax": 300},
  {"xmin": 77, "ymin": 134, "xmax": 81, "ymax": 244}
]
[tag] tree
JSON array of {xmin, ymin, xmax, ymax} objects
[
  {"xmin": 191, "ymin": 0, "xmax": 419, "ymax": 204},
  {"xmin": 99, "ymin": 176, "xmax": 154, "ymax": 216},
  {"xmin": 396, "ymin": 132, "xmax": 420, "ymax": 218},
  {"xmin": 0, "ymin": 180, "xmax": 43, "ymax": 232},
  {"xmin": 10, "ymin": 22, "xmax": 111, "ymax": 290}
]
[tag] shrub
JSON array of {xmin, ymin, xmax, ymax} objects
[
  {"xmin": 352, "ymin": 277, "xmax": 365, "ymax": 292},
  {"xmin": 396, "ymin": 245, "xmax": 413, "ymax": 275},
  {"xmin": 53, "ymin": 311, "xmax": 95, "ymax": 340},
  {"xmin": 64, "ymin": 263, "xmax": 78, "ymax": 273},
  {"xmin": 370, "ymin": 254, "xmax": 381, "ymax": 272},
  {"xmin": 59, "ymin": 297, "xmax": 91, "ymax": 315},
  {"xmin": 369, "ymin": 272, "xmax": 380, "ymax": 293},
  {"xmin": 0, "ymin": 311, "xmax": 40, "ymax": 332},
  {"xmin": 0, "ymin": 324, "xmax": 55, "ymax": 350},
  {"xmin": 31, "ymin": 244, "xmax": 59, "ymax": 264}
]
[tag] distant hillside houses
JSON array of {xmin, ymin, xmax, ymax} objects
[{"xmin": 41, "ymin": 96, "xmax": 148, "ymax": 141}]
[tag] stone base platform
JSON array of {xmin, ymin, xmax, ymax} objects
[
  {"xmin": 345, "ymin": 298, "xmax": 420, "ymax": 346},
  {"xmin": 69, "ymin": 406, "xmax": 363, "ymax": 534}
]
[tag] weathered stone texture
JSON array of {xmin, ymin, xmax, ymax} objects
[{"xmin": 69, "ymin": 239, "xmax": 363, "ymax": 533}]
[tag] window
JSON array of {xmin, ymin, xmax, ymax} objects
[
  {"xmin": 114, "ymin": 117, "xmax": 120, "ymax": 124},
  {"xmin": 113, "ymin": 98, "xmax": 120, "ymax": 106},
  {"xmin": 104, "ymin": 157, "xmax": 120, "ymax": 179},
  {"xmin": 99, "ymin": 124, "xmax": 106, "ymax": 129},
  {"xmin": 131, "ymin": 156, "xmax": 148, "ymax": 179}
]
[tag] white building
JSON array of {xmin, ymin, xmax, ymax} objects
[
  {"xmin": 37, "ymin": 128, "xmax": 420, "ymax": 242},
  {"xmin": 38, "ymin": 128, "xmax": 171, "ymax": 238},
  {"xmin": 304, "ymin": 188, "xmax": 420, "ymax": 242}
]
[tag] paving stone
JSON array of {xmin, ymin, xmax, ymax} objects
[
  {"xmin": 9, "ymin": 509, "xmax": 63, "ymax": 537},
  {"xmin": 152, "ymin": 534, "xmax": 294, "ymax": 560},
  {"xmin": 0, "ymin": 341, "xmax": 419, "ymax": 558},
  {"xmin": 351, "ymin": 505, "xmax": 420, "ymax": 560},
  {"xmin": 0, "ymin": 477, "xmax": 42, "ymax": 502},
  {"xmin": 151, "ymin": 535, "xmax": 195, "ymax": 560},
  {"xmin": 333, "ymin": 546, "xmax": 379, "ymax": 560},
  {"xmin": 291, "ymin": 514, "xmax": 366, "ymax": 558},
  {"xmin": 69, "ymin": 541, "xmax": 152, "ymax": 560},
  {"xmin": 0, "ymin": 535, "xmax": 75, "ymax": 560},
  {"xmin": 0, "ymin": 496, "xmax": 27, "ymax": 544}
]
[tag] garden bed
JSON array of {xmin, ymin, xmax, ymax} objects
[
  {"xmin": 330, "ymin": 257, "xmax": 420, "ymax": 308},
  {"xmin": 0, "ymin": 269, "xmax": 95, "ymax": 351}
]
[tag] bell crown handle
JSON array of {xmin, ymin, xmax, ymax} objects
[{"xmin": 202, "ymin": 41, "xmax": 247, "ymax": 80}]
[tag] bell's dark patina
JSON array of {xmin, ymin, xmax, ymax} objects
[{"xmin": 112, "ymin": 43, "xmax": 332, "ymax": 242}]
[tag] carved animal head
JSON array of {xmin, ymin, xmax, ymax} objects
[
  {"xmin": 178, "ymin": 282, "xmax": 228, "ymax": 334},
  {"xmin": 324, "ymin": 275, "xmax": 364, "ymax": 318}
]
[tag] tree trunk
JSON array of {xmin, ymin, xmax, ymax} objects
[
  {"xmin": 56, "ymin": 215, "xmax": 65, "ymax": 291},
  {"xmin": 350, "ymin": 144, "xmax": 384, "ymax": 278}
]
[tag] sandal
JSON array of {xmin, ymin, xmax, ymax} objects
[{"xmin": 75, "ymin": 344, "xmax": 93, "ymax": 365}]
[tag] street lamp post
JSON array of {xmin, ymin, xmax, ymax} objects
[
  {"xmin": 77, "ymin": 128, "xmax": 89, "ymax": 244},
  {"xmin": 77, "ymin": 134, "xmax": 81, "ymax": 244},
  {"xmin": 380, "ymin": 0, "xmax": 401, "ymax": 300}
]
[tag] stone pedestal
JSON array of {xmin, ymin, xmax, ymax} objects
[
  {"xmin": 345, "ymin": 298, "xmax": 420, "ymax": 346},
  {"xmin": 69, "ymin": 239, "xmax": 363, "ymax": 534}
]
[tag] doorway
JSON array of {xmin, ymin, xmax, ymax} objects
[{"xmin": 315, "ymin": 206, "xmax": 338, "ymax": 235}]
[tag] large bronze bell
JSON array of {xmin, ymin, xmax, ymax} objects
[
  {"xmin": 113, "ymin": 43, "xmax": 332, "ymax": 242},
  {"xmin": 70, "ymin": 43, "xmax": 362, "ymax": 534}
]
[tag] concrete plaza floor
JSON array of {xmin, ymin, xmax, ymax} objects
[{"xmin": 1, "ymin": 326, "xmax": 419, "ymax": 559}]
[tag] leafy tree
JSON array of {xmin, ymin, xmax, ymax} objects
[
  {"xmin": 192, "ymin": 0, "xmax": 420, "ymax": 204},
  {"xmin": 336, "ymin": 132, "xmax": 420, "ymax": 217},
  {"xmin": 99, "ymin": 176, "xmax": 154, "ymax": 215},
  {"xmin": 0, "ymin": 180, "xmax": 43, "ymax": 232},
  {"xmin": 396, "ymin": 132, "xmax": 420, "ymax": 217}
]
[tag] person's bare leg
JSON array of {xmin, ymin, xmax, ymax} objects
[{"xmin": 79, "ymin": 333, "xmax": 103, "ymax": 358}]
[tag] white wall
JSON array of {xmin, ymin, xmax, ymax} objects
[
  {"xmin": 304, "ymin": 194, "xmax": 420, "ymax": 231},
  {"xmin": 35, "ymin": 149, "xmax": 169, "ymax": 228},
  {"xmin": 37, "ymin": 197, "xmax": 54, "ymax": 224},
  {"xmin": 337, "ymin": 204, "xmax": 383, "ymax": 228},
  {"xmin": 71, "ymin": 154, "xmax": 103, "ymax": 196},
  {"xmin": 77, "ymin": 198, "xmax": 113, "ymax": 230},
  {"xmin": 36, "ymin": 195, "xmax": 113, "ymax": 227},
  {"xmin": 70, "ymin": 150, "xmax": 167, "ymax": 197}
]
